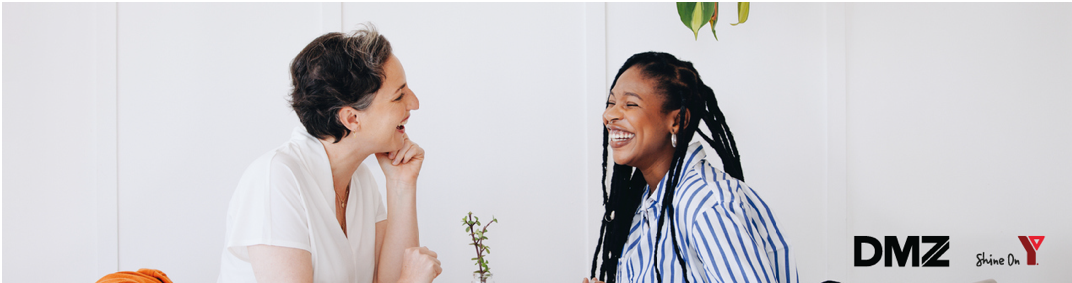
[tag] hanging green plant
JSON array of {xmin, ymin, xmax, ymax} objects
[{"xmin": 676, "ymin": 2, "xmax": 750, "ymax": 40}]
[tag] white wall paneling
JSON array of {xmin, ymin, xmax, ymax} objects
[
  {"xmin": 844, "ymin": 3, "xmax": 1072, "ymax": 282},
  {"xmin": 339, "ymin": 3, "xmax": 589, "ymax": 283},
  {"xmin": 322, "ymin": 2, "xmax": 342, "ymax": 34},
  {"xmin": 3, "ymin": 3, "xmax": 102, "ymax": 282},
  {"xmin": 114, "ymin": 3, "xmax": 321, "ymax": 282},
  {"xmin": 584, "ymin": 2, "xmax": 608, "ymax": 275},
  {"xmin": 823, "ymin": 3, "xmax": 848, "ymax": 282},
  {"xmin": 95, "ymin": 2, "xmax": 119, "ymax": 276}
]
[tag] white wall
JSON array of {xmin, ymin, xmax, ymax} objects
[
  {"xmin": 844, "ymin": 3, "xmax": 1072, "ymax": 283},
  {"xmin": 4, "ymin": 3, "xmax": 1071, "ymax": 283},
  {"xmin": 3, "ymin": 3, "xmax": 101, "ymax": 282},
  {"xmin": 338, "ymin": 3, "xmax": 590, "ymax": 283},
  {"xmin": 114, "ymin": 3, "xmax": 321, "ymax": 281}
]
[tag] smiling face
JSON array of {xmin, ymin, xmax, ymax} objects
[
  {"xmin": 356, "ymin": 55, "xmax": 420, "ymax": 152},
  {"xmin": 603, "ymin": 66, "xmax": 678, "ymax": 169}
]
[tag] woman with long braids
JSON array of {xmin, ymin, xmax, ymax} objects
[{"xmin": 586, "ymin": 52, "xmax": 797, "ymax": 283}]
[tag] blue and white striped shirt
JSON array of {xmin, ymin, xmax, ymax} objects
[{"xmin": 616, "ymin": 142, "xmax": 797, "ymax": 283}]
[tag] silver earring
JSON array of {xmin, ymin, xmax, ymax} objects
[{"xmin": 671, "ymin": 134, "xmax": 677, "ymax": 148}]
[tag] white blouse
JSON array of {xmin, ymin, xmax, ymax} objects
[{"xmin": 218, "ymin": 127, "xmax": 387, "ymax": 283}]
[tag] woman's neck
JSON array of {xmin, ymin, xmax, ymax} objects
[
  {"xmin": 320, "ymin": 138, "xmax": 373, "ymax": 194},
  {"xmin": 638, "ymin": 146, "xmax": 676, "ymax": 197}
]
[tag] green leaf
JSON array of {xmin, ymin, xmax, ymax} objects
[
  {"xmin": 677, "ymin": 2, "xmax": 717, "ymax": 40},
  {"xmin": 676, "ymin": 2, "xmax": 699, "ymax": 39},
  {"xmin": 690, "ymin": 3, "xmax": 707, "ymax": 39},
  {"xmin": 709, "ymin": 2, "xmax": 719, "ymax": 40},
  {"xmin": 731, "ymin": 2, "xmax": 749, "ymax": 26}
]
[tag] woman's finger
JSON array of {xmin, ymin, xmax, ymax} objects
[
  {"xmin": 421, "ymin": 246, "xmax": 437, "ymax": 258},
  {"xmin": 432, "ymin": 259, "xmax": 442, "ymax": 276},
  {"xmin": 401, "ymin": 143, "xmax": 420, "ymax": 164},
  {"xmin": 393, "ymin": 139, "xmax": 412, "ymax": 165},
  {"xmin": 395, "ymin": 142, "xmax": 413, "ymax": 165}
]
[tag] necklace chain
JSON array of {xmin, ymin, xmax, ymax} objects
[{"xmin": 337, "ymin": 185, "xmax": 350, "ymax": 209}]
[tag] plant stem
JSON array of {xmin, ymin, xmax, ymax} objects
[{"xmin": 467, "ymin": 214, "xmax": 485, "ymax": 275}]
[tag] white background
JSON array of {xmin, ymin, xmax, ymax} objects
[{"xmin": 3, "ymin": 3, "xmax": 1070, "ymax": 283}]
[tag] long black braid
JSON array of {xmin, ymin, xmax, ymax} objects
[{"xmin": 591, "ymin": 52, "xmax": 745, "ymax": 283}]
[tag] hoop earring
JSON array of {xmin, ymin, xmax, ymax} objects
[{"xmin": 671, "ymin": 133, "xmax": 677, "ymax": 148}]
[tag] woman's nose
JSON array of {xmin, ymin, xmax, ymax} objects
[
  {"xmin": 408, "ymin": 91, "xmax": 420, "ymax": 110},
  {"xmin": 602, "ymin": 104, "xmax": 621, "ymax": 124}
]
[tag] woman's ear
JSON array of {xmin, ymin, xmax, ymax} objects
[
  {"xmin": 337, "ymin": 107, "xmax": 361, "ymax": 132},
  {"xmin": 668, "ymin": 109, "xmax": 690, "ymax": 134}
]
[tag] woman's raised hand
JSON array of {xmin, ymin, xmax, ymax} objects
[
  {"xmin": 398, "ymin": 246, "xmax": 441, "ymax": 283},
  {"xmin": 582, "ymin": 277, "xmax": 605, "ymax": 283},
  {"xmin": 376, "ymin": 135, "xmax": 424, "ymax": 185}
]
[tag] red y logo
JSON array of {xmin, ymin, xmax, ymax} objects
[{"xmin": 1018, "ymin": 236, "xmax": 1045, "ymax": 265}]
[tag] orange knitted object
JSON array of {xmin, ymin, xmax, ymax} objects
[{"xmin": 96, "ymin": 268, "xmax": 173, "ymax": 283}]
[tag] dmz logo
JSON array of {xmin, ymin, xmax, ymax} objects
[
  {"xmin": 854, "ymin": 236, "xmax": 950, "ymax": 267},
  {"xmin": 1018, "ymin": 236, "xmax": 1045, "ymax": 265}
]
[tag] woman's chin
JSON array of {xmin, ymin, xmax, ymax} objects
[{"xmin": 611, "ymin": 154, "xmax": 634, "ymax": 167}]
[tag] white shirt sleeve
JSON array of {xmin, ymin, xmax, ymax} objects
[
  {"xmin": 224, "ymin": 155, "xmax": 313, "ymax": 261},
  {"xmin": 374, "ymin": 187, "xmax": 387, "ymax": 223}
]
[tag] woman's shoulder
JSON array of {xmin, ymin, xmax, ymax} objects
[
  {"xmin": 241, "ymin": 142, "xmax": 307, "ymax": 178},
  {"xmin": 677, "ymin": 146, "xmax": 748, "ymax": 197},
  {"xmin": 231, "ymin": 139, "xmax": 316, "ymax": 199},
  {"xmin": 247, "ymin": 126, "xmax": 328, "ymax": 178},
  {"xmin": 672, "ymin": 144, "xmax": 754, "ymax": 222}
]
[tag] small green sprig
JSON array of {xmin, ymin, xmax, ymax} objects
[{"xmin": 462, "ymin": 211, "xmax": 497, "ymax": 279}]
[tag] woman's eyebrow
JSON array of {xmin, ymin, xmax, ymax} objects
[
  {"xmin": 622, "ymin": 91, "xmax": 643, "ymax": 100},
  {"xmin": 394, "ymin": 83, "xmax": 407, "ymax": 94},
  {"xmin": 607, "ymin": 91, "xmax": 642, "ymax": 101}
]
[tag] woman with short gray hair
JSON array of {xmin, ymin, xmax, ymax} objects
[{"xmin": 218, "ymin": 25, "xmax": 440, "ymax": 283}]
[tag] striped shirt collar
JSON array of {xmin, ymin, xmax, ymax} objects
[{"xmin": 637, "ymin": 142, "xmax": 707, "ymax": 216}]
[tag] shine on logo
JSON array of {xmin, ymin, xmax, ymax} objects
[
  {"xmin": 853, "ymin": 236, "xmax": 950, "ymax": 267},
  {"xmin": 1018, "ymin": 236, "xmax": 1045, "ymax": 265}
]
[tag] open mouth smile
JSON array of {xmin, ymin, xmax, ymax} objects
[
  {"xmin": 608, "ymin": 128, "xmax": 635, "ymax": 148},
  {"xmin": 397, "ymin": 117, "xmax": 408, "ymax": 132}
]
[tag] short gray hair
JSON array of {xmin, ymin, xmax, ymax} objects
[{"xmin": 288, "ymin": 23, "xmax": 394, "ymax": 143}]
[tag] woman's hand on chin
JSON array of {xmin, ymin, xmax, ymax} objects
[{"xmin": 376, "ymin": 136, "xmax": 424, "ymax": 185}]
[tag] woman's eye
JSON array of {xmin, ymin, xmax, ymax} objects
[
  {"xmin": 626, "ymin": 103, "xmax": 638, "ymax": 107},
  {"xmin": 605, "ymin": 101, "xmax": 615, "ymax": 108}
]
